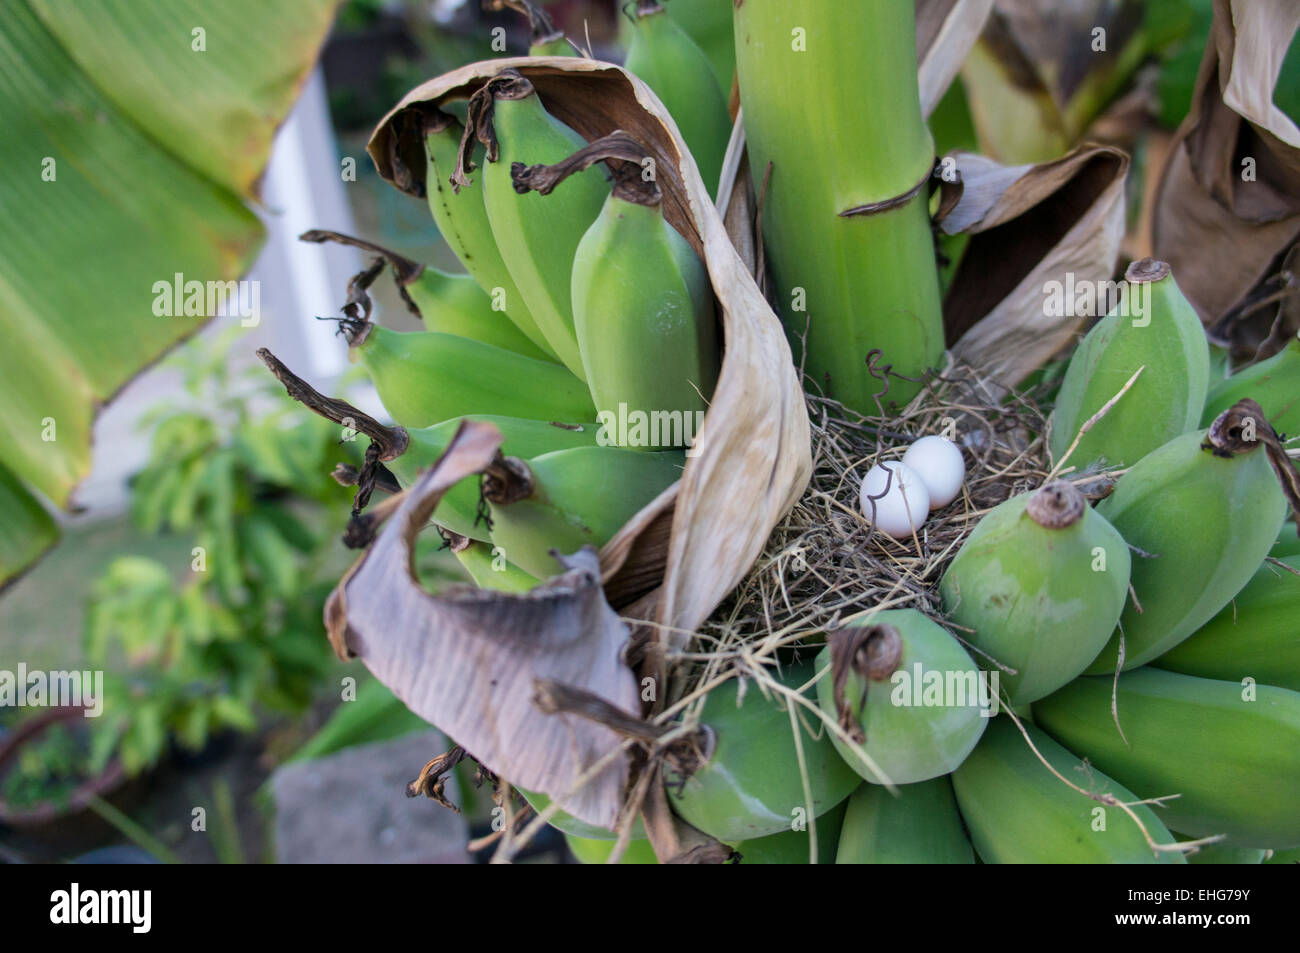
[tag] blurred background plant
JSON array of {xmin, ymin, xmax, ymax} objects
[{"xmin": 82, "ymin": 329, "xmax": 361, "ymax": 776}]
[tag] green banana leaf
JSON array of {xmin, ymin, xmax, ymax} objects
[{"xmin": 0, "ymin": 0, "xmax": 340, "ymax": 585}]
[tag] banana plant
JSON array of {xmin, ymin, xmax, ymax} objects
[{"xmin": 0, "ymin": 0, "xmax": 341, "ymax": 586}]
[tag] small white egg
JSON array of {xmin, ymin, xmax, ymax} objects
[
  {"xmin": 860, "ymin": 461, "xmax": 931, "ymax": 539},
  {"xmin": 901, "ymin": 435, "xmax": 966, "ymax": 509}
]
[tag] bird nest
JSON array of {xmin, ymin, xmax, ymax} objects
[{"xmin": 679, "ymin": 360, "xmax": 1060, "ymax": 691}]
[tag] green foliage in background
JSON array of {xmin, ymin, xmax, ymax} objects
[{"xmin": 84, "ymin": 332, "xmax": 360, "ymax": 775}]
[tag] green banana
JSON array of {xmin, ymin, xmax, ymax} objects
[
  {"xmin": 340, "ymin": 318, "xmax": 596, "ymax": 430},
  {"xmin": 522, "ymin": 788, "xmax": 647, "ymax": 841},
  {"xmin": 424, "ymin": 108, "xmax": 554, "ymax": 357},
  {"xmin": 297, "ymin": 230, "xmax": 550, "ymax": 360},
  {"xmin": 457, "ymin": 70, "xmax": 609, "ymax": 379},
  {"xmin": 663, "ymin": 0, "xmax": 735, "ymax": 92},
  {"xmin": 387, "ymin": 415, "xmax": 600, "ymax": 543},
  {"xmin": 484, "ymin": 445, "xmax": 684, "ymax": 578},
  {"xmin": 1273, "ymin": 521, "xmax": 1300, "ymax": 558},
  {"xmin": 1034, "ymin": 668, "xmax": 1300, "ymax": 849},
  {"xmin": 1049, "ymin": 259, "xmax": 1210, "ymax": 470},
  {"xmin": 450, "ymin": 537, "xmax": 539, "ymax": 593},
  {"xmin": 1083, "ymin": 405, "xmax": 1288, "ymax": 674},
  {"xmin": 512, "ymin": 132, "xmax": 718, "ymax": 449},
  {"xmin": 667, "ymin": 661, "xmax": 862, "ymax": 843},
  {"xmin": 1152, "ymin": 555, "xmax": 1300, "ymax": 693},
  {"xmin": 1202, "ymin": 334, "xmax": 1300, "ymax": 438},
  {"xmin": 1176, "ymin": 834, "xmax": 1266, "ymax": 864},
  {"xmin": 814, "ymin": 609, "xmax": 990, "ymax": 785},
  {"xmin": 951, "ymin": 717, "xmax": 1185, "ymax": 864},
  {"xmin": 624, "ymin": 1, "xmax": 731, "ymax": 198},
  {"xmin": 404, "ymin": 265, "xmax": 552, "ymax": 360},
  {"xmin": 733, "ymin": 0, "xmax": 944, "ymax": 413},
  {"xmin": 565, "ymin": 834, "xmax": 658, "ymax": 864},
  {"xmin": 939, "ymin": 480, "xmax": 1131, "ymax": 704},
  {"xmin": 835, "ymin": 776, "xmax": 974, "ymax": 864},
  {"xmin": 731, "ymin": 801, "xmax": 845, "ymax": 864}
]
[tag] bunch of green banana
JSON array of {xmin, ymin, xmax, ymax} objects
[
  {"xmin": 1202, "ymin": 333, "xmax": 1300, "ymax": 438},
  {"xmin": 424, "ymin": 108, "xmax": 553, "ymax": 357},
  {"xmin": 667, "ymin": 662, "xmax": 862, "ymax": 843},
  {"xmin": 835, "ymin": 776, "xmax": 974, "ymax": 864},
  {"xmin": 1082, "ymin": 402, "xmax": 1288, "ymax": 674},
  {"xmin": 951, "ymin": 717, "xmax": 1185, "ymax": 864},
  {"xmin": 483, "ymin": 445, "xmax": 684, "ymax": 578},
  {"xmin": 1049, "ymin": 259, "xmax": 1210, "ymax": 470},
  {"xmin": 813, "ymin": 609, "xmax": 989, "ymax": 785},
  {"xmin": 456, "ymin": 70, "xmax": 608, "ymax": 379},
  {"xmin": 1034, "ymin": 668, "xmax": 1300, "ymax": 848},
  {"xmin": 624, "ymin": 1, "xmax": 731, "ymax": 198},
  {"xmin": 733, "ymin": 0, "xmax": 944, "ymax": 413},
  {"xmin": 939, "ymin": 480, "xmax": 1131, "ymax": 704},
  {"xmin": 512, "ymin": 132, "xmax": 718, "ymax": 449},
  {"xmin": 1151, "ymin": 555, "xmax": 1300, "ymax": 693},
  {"xmin": 339, "ymin": 317, "xmax": 595, "ymax": 430},
  {"xmin": 387, "ymin": 415, "xmax": 600, "ymax": 543}
]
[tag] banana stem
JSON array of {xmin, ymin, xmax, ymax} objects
[{"xmin": 511, "ymin": 131, "xmax": 660, "ymax": 205}]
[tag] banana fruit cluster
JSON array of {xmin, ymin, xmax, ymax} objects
[{"xmin": 309, "ymin": 58, "xmax": 724, "ymax": 584}]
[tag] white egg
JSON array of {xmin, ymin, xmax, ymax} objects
[
  {"xmin": 901, "ymin": 435, "xmax": 966, "ymax": 509},
  {"xmin": 860, "ymin": 461, "xmax": 931, "ymax": 539}
]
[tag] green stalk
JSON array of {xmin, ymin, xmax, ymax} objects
[{"xmin": 734, "ymin": 0, "xmax": 944, "ymax": 413}]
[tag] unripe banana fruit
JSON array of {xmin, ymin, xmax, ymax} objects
[
  {"xmin": 1152, "ymin": 555, "xmax": 1300, "ymax": 694},
  {"xmin": 951, "ymin": 716, "xmax": 1185, "ymax": 864},
  {"xmin": 484, "ymin": 446, "xmax": 683, "ymax": 579},
  {"xmin": 1174, "ymin": 833, "xmax": 1266, "ymax": 865},
  {"xmin": 342, "ymin": 318, "xmax": 596, "ymax": 430},
  {"xmin": 387, "ymin": 415, "xmax": 600, "ymax": 543},
  {"xmin": 731, "ymin": 801, "xmax": 846, "ymax": 864},
  {"xmin": 667, "ymin": 662, "xmax": 861, "ymax": 843},
  {"xmin": 835, "ymin": 776, "xmax": 974, "ymax": 864},
  {"xmin": 424, "ymin": 109, "xmax": 553, "ymax": 357},
  {"xmin": 449, "ymin": 537, "xmax": 539, "ymax": 593},
  {"xmin": 522, "ymin": 788, "xmax": 647, "ymax": 841},
  {"xmin": 404, "ymin": 265, "xmax": 551, "ymax": 361},
  {"xmin": 457, "ymin": 70, "xmax": 608, "ymax": 379},
  {"xmin": 297, "ymin": 231, "xmax": 550, "ymax": 360},
  {"xmin": 1049, "ymin": 259, "xmax": 1210, "ymax": 470},
  {"xmin": 1202, "ymin": 334, "xmax": 1300, "ymax": 438},
  {"xmin": 565, "ymin": 834, "xmax": 657, "ymax": 864},
  {"xmin": 512, "ymin": 132, "xmax": 718, "ymax": 450},
  {"xmin": 624, "ymin": 0, "xmax": 731, "ymax": 198},
  {"xmin": 1083, "ymin": 403, "xmax": 1289, "ymax": 674},
  {"xmin": 939, "ymin": 480, "xmax": 1131, "ymax": 704},
  {"xmin": 814, "ymin": 609, "xmax": 989, "ymax": 785},
  {"xmin": 1034, "ymin": 668, "xmax": 1300, "ymax": 849}
]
